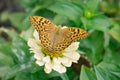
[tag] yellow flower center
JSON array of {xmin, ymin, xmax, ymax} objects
[
  {"xmin": 41, "ymin": 48, "xmax": 63, "ymax": 58},
  {"xmin": 37, "ymin": 41, "xmax": 63, "ymax": 58}
]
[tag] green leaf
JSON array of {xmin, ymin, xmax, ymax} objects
[
  {"xmin": 15, "ymin": 70, "xmax": 51, "ymax": 80},
  {"xmin": 8, "ymin": 12, "xmax": 30, "ymax": 31},
  {"xmin": 0, "ymin": 43, "xmax": 14, "ymax": 66},
  {"xmin": 97, "ymin": 62, "xmax": 120, "ymax": 72},
  {"xmin": 0, "ymin": 52, "xmax": 14, "ymax": 66},
  {"xmin": 94, "ymin": 66, "xmax": 109, "ymax": 80},
  {"xmin": 87, "ymin": 15, "xmax": 112, "ymax": 32},
  {"xmin": 80, "ymin": 66, "xmax": 97, "ymax": 80},
  {"xmin": 95, "ymin": 62, "xmax": 120, "ymax": 80},
  {"xmin": 109, "ymin": 20, "xmax": 120, "ymax": 42},
  {"xmin": 11, "ymin": 35, "xmax": 31, "ymax": 63},
  {"xmin": 79, "ymin": 31, "xmax": 104, "ymax": 64},
  {"xmin": 84, "ymin": 0, "xmax": 102, "ymax": 12},
  {"xmin": 0, "ymin": 66, "xmax": 11, "ymax": 78},
  {"xmin": 103, "ymin": 36, "xmax": 120, "ymax": 64},
  {"xmin": 0, "ymin": 37, "xmax": 6, "ymax": 43},
  {"xmin": 60, "ymin": 73, "xmax": 69, "ymax": 80},
  {"xmin": 0, "ymin": 11, "xmax": 9, "ymax": 22},
  {"xmin": 48, "ymin": 1, "xmax": 83, "ymax": 26},
  {"xmin": 103, "ymin": 48, "xmax": 120, "ymax": 64},
  {"xmin": 20, "ymin": 27, "xmax": 34, "ymax": 40},
  {"xmin": 66, "ymin": 68, "xmax": 76, "ymax": 80},
  {"xmin": 15, "ymin": 72, "xmax": 32, "ymax": 80},
  {"xmin": 18, "ymin": 0, "xmax": 37, "ymax": 8},
  {"xmin": 53, "ymin": 14, "xmax": 69, "ymax": 25},
  {"xmin": 48, "ymin": 71, "xmax": 69, "ymax": 80},
  {"xmin": 2, "ymin": 62, "xmax": 33, "ymax": 80},
  {"xmin": 0, "ymin": 28, "xmax": 18, "ymax": 38},
  {"xmin": 28, "ymin": 62, "xmax": 43, "ymax": 73},
  {"xmin": 0, "ymin": 28, "xmax": 32, "ymax": 63},
  {"xmin": 104, "ymin": 32, "xmax": 110, "ymax": 49},
  {"xmin": 2, "ymin": 59, "xmax": 38, "ymax": 80}
]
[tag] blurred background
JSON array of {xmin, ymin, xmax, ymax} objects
[{"xmin": 0, "ymin": 0, "xmax": 120, "ymax": 80}]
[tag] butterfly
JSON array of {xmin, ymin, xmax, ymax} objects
[{"xmin": 29, "ymin": 16, "xmax": 88, "ymax": 53}]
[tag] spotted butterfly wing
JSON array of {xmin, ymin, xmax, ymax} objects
[
  {"xmin": 53, "ymin": 27, "xmax": 88, "ymax": 52},
  {"xmin": 29, "ymin": 16, "xmax": 88, "ymax": 52},
  {"xmin": 29, "ymin": 16, "xmax": 57, "ymax": 51}
]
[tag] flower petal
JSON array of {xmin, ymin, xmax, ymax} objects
[
  {"xmin": 34, "ymin": 53, "xmax": 42, "ymax": 60},
  {"xmin": 63, "ymin": 52, "xmax": 80, "ymax": 61},
  {"xmin": 53, "ymin": 63, "xmax": 66, "ymax": 73},
  {"xmin": 58, "ymin": 57, "xmax": 72, "ymax": 67},
  {"xmin": 58, "ymin": 65, "xmax": 66, "ymax": 73},
  {"xmin": 65, "ymin": 42, "xmax": 80, "ymax": 52},
  {"xmin": 44, "ymin": 63, "xmax": 52, "ymax": 73},
  {"xmin": 28, "ymin": 38, "xmax": 41, "ymax": 50},
  {"xmin": 33, "ymin": 30, "xmax": 39, "ymax": 40},
  {"xmin": 36, "ymin": 60, "xmax": 44, "ymax": 66},
  {"xmin": 43, "ymin": 56, "xmax": 51, "ymax": 63},
  {"xmin": 53, "ymin": 57, "xmax": 61, "ymax": 64}
]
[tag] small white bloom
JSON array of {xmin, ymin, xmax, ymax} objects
[{"xmin": 27, "ymin": 30, "xmax": 80, "ymax": 74}]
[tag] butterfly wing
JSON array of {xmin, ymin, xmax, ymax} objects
[
  {"xmin": 29, "ymin": 16, "xmax": 55, "ymax": 33},
  {"xmin": 53, "ymin": 27, "xmax": 88, "ymax": 52},
  {"xmin": 29, "ymin": 16, "xmax": 56, "ymax": 51},
  {"xmin": 29, "ymin": 16, "xmax": 88, "ymax": 53}
]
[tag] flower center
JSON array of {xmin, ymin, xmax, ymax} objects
[{"xmin": 41, "ymin": 48, "xmax": 63, "ymax": 58}]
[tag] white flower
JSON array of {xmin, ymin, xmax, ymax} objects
[{"xmin": 27, "ymin": 30, "xmax": 80, "ymax": 74}]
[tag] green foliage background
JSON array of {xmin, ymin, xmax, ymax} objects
[{"xmin": 0, "ymin": 0, "xmax": 120, "ymax": 80}]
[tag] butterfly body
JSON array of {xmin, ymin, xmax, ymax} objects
[{"xmin": 29, "ymin": 16, "xmax": 88, "ymax": 53}]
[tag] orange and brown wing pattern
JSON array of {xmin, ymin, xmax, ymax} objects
[
  {"xmin": 29, "ymin": 16, "xmax": 55, "ymax": 51},
  {"xmin": 29, "ymin": 16, "xmax": 55, "ymax": 33},
  {"xmin": 53, "ymin": 27, "xmax": 88, "ymax": 52},
  {"xmin": 29, "ymin": 16, "xmax": 88, "ymax": 52}
]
